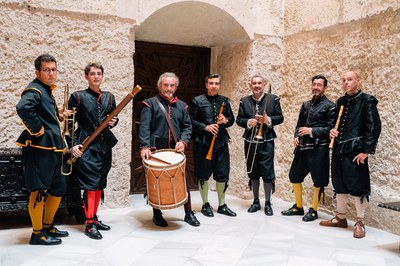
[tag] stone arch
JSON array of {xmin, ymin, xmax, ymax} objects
[{"xmin": 134, "ymin": 1, "xmax": 250, "ymax": 47}]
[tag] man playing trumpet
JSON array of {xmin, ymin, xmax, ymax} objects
[
  {"xmin": 281, "ymin": 75, "xmax": 335, "ymax": 221},
  {"xmin": 189, "ymin": 74, "xmax": 236, "ymax": 217},
  {"xmin": 236, "ymin": 75, "xmax": 283, "ymax": 215}
]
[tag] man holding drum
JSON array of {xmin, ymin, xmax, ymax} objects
[
  {"xmin": 139, "ymin": 72, "xmax": 200, "ymax": 227},
  {"xmin": 189, "ymin": 74, "xmax": 237, "ymax": 218}
]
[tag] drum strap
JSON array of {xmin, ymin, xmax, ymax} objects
[{"xmin": 154, "ymin": 97, "xmax": 178, "ymax": 144}]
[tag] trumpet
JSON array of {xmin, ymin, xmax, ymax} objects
[
  {"xmin": 61, "ymin": 84, "xmax": 76, "ymax": 176},
  {"xmin": 245, "ymin": 85, "xmax": 271, "ymax": 174}
]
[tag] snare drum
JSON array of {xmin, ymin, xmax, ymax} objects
[{"xmin": 143, "ymin": 149, "xmax": 188, "ymax": 210}]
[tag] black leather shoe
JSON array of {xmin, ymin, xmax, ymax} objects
[
  {"xmin": 201, "ymin": 202, "xmax": 214, "ymax": 217},
  {"xmin": 281, "ymin": 204, "xmax": 304, "ymax": 216},
  {"xmin": 29, "ymin": 230, "xmax": 62, "ymax": 245},
  {"xmin": 217, "ymin": 204, "xmax": 237, "ymax": 217},
  {"xmin": 94, "ymin": 215, "xmax": 111, "ymax": 231},
  {"xmin": 264, "ymin": 201, "xmax": 273, "ymax": 216},
  {"xmin": 184, "ymin": 211, "xmax": 200, "ymax": 226},
  {"xmin": 302, "ymin": 208, "xmax": 318, "ymax": 222},
  {"xmin": 153, "ymin": 209, "xmax": 168, "ymax": 227},
  {"xmin": 85, "ymin": 223, "xmax": 102, "ymax": 240},
  {"xmin": 248, "ymin": 198, "xmax": 261, "ymax": 213},
  {"xmin": 44, "ymin": 225, "xmax": 69, "ymax": 238}
]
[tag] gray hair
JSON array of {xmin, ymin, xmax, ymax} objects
[{"xmin": 157, "ymin": 72, "xmax": 179, "ymax": 89}]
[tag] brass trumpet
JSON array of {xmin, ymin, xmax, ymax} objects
[{"xmin": 61, "ymin": 84, "xmax": 76, "ymax": 176}]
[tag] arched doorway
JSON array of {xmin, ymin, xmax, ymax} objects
[{"xmin": 130, "ymin": 1, "xmax": 250, "ymax": 194}]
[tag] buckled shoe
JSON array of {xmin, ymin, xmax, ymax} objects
[
  {"xmin": 353, "ymin": 219, "xmax": 366, "ymax": 238},
  {"xmin": 248, "ymin": 198, "xmax": 261, "ymax": 213},
  {"xmin": 43, "ymin": 225, "xmax": 69, "ymax": 238},
  {"xmin": 184, "ymin": 211, "xmax": 200, "ymax": 226},
  {"xmin": 153, "ymin": 208, "xmax": 168, "ymax": 227},
  {"xmin": 85, "ymin": 223, "xmax": 102, "ymax": 240},
  {"xmin": 201, "ymin": 202, "xmax": 214, "ymax": 217},
  {"xmin": 94, "ymin": 215, "xmax": 111, "ymax": 231},
  {"xmin": 264, "ymin": 201, "xmax": 273, "ymax": 216},
  {"xmin": 281, "ymin": 204, "xmax": 304, "ymax": 216},
  {"xmin": 319, "ymin": 215, "xmax": 348, "ymax": 228},
  {"xmin": 29, "ymin": 230, "xmax": 62, "ymax": 245},
  {"xmin": 302, "ymin": 208, "xmax": 318, "ymax": 222},
  {"xmin": 217, "ymin": 204, "xmax": 237, "ymax": 217}
]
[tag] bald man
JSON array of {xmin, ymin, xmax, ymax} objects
[{"xmin": 320, "ymin": 71, "xmax": 381, "ymax": 239}]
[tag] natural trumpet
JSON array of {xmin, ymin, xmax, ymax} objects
[
  {"xmin": 245, "ymin": 85, "xmax": 271, "ymax": 173},
  {"xmin": 61, "ymin": 84, "xmax": 76, "ymax": 176}
]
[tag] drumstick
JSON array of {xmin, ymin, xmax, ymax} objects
[{"xmin": 148, "ymin": 155, "xmax": 172, "ymax": 165}]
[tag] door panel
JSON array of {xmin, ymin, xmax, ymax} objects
[{"xmin": 130, "ymin": 41, "xmax": 210, "ymax": 194}]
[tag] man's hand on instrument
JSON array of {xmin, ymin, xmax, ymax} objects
[
  {"xmin": 217, "ymin": 114, "xmax": 228, "ymax": 125},
  {"xmin": 108, "ymin": 115, "xmax": 118, "ymax": 127},
  {"xmin": 140, "ymin": 148, "xmax": 151, "ymax": 160},
  {"xmin": 248, "ymin": 118, "xmax": 258, "ymax": 128},
  {"xmin": 175, "ymin": 141, "xmax": 185, "ymax": 153},
  {"xmin": 353, "ymin": 152, "xmax": 368, "ymax": 165},
  {"xmin": 298, "ymin": 127, "xmax": 311, "ymax": 136},
  {"xmin": 293, "ymin": 137, "xmax": 300, "ymax": 147},
  {"xmin": 58, "ymin": 106, "xmax": 73, "ymax": 121},
  {"xmin": 72, "ymin": 144, "xmax": 84, "ymax": 158},
  {"xmin": 205, "ymin": 124, "xmax": 219, "ymax": 135},
  {"xmin": 330, "ymin": 128, "xmax": 339, "ymax": 139}
]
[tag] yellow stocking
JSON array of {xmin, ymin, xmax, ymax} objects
[
  {"xmin": 311, "ymin": 187, "xmax": 321, "ymax": 210},
  {"xmin": 28, "ymin": 191, "xmax": 44, "ymax": 234},
  {"xmin": 43, "ymin": 195, "xmax": 62, "ymax": 229},
  {"xmin": 293, "ymin": 183, "xmax": 303, "ymax": 208}
]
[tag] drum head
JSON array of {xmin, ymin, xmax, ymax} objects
[{"xmin": 144, "ymin": 149, "xmax": 185, "ymax": 167}]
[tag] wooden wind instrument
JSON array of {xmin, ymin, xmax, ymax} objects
[
  {"xmin": 205, "ymin": 102, "xmax": 225, "ymax": 160},
  {"xmin": 329, "ymin": 105, "xmax": 344, "ymax": 150}
]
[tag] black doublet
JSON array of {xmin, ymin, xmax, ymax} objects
[
  {"xmin": 236, "ymin": 93, "xmax": 284, "ymax": 181},
  {"xmin": 16, "ymin": 78, "xmax": 65, "ymax": 151},
  {"xmin": 331, "ymin": 90, "xmax": 381, "ymax": 197},
  {"xmin": 139, "ymin": 94, "xmax": 192, "ymax": 150},
  {"xmin": 68, "ymin": 88, "xmax": 118, "ymax": 190},
  {"xmin": 16, "ymin": 78, "xmax": 66, "ymax": 195},
  {"xmin": 189, "ymin": 94, "xmax": 234, "ymax": 182},
  {"xmin": 288, "ymin": 95, "xmax": 335, "ymax": 186}
]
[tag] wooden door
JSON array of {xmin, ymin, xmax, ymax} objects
[{"xmin": 130, "ymin": 41, "xmax": 210, "ymax": 194}]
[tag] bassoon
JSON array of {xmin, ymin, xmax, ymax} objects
[
  {"xmin": 67, "ymin": 85, "xmax": 142, "ymax": 164},
  {"xmin": 329, "ymin": 105, "xmax": 344, "ymax": 150},
  {"xmin": 205, "ymin": 102, "xmax": 225, "ymax": 160}
]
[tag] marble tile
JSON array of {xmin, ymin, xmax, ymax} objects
[{"xmin": 0, "ymin": 192, "xmax": 399, "ymax": 266}]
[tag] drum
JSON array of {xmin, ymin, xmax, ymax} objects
[{"xmin": 143, "ymin": 149, "xmax": 188, "ymax": 210}]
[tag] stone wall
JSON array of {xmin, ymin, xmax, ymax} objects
[
  {"xmin": 0, "ymin": 1, "xmax": 135, "ymax": 207},
  {"xmin": 280, "ymin": 4, "xmax": 400, "ymax": 235}
]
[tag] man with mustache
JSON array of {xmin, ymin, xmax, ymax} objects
[
  {"xmin": 236, "ymin": 75, "xmax": 283, "ymax": 216},
  {"xmin": 139, "ymin": 72, "xmax": 200, "ymax": 227},
  {"xmin": 281, "ymin": 75, "xmax": 335, "ymax": 221}
]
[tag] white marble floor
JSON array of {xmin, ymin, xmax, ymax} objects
[{"xmin": 0, "ymin": 192, "xmax": 399, "ymax": 266}]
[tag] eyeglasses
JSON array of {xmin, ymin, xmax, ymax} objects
[{"xmin": 41, "ymin": 68, "xmax": 58, "ymax": 74}]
